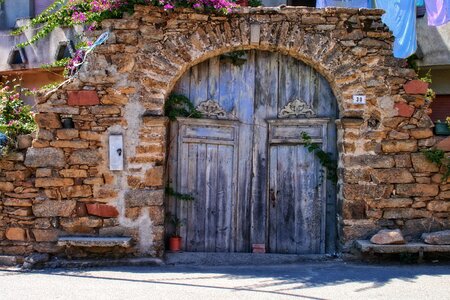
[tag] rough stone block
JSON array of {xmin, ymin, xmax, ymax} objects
[
  {"xmin": 342, "ymin": 184, "xmax": 393, "ymax": 200},
  {"xmin": 371, "ymin": 169, "xmax": 414, "ymax": 184},
  {"xmin": 68, "ymin": 90, "xmax": 100, "ymax": 106},
  {"xmin": 427, "ymin": 201, "xmax": 450, "ymax": 212},
  {"xmin": 396, "ymin": 184, "xmax": 439, "ymax": 197},
  {"xmin": 0, "ymin": 182, "xmax": 14, "ymax": 192},
  {"xmin": 144, "ymin": 166, "xmax": 164, "ymax": 187},
  {"xmin": 32, "ymin": 200, "xmax": 76, "ymax": 217},
  {"xmin": 411, "ymin": 153, "xmax": 439, "ymax": 173},
  {"xmin": 59, "ymin": 169, "xmax": 88, "ymax": 178},
  {"xmin": 56, "ymin": 129, "xmax": 79, "ymax": 140},
  {"xmin": 125, "ymin": 189, "xmax": 164, "ymax": 207},
  {"xmin": 381, "ymin": 140, "xmax": 417, "ymax": 153},
  {"xmin": 343, "ymin": 155, "xmax": 395, "ymax": 169},
  {"xmin": 69, "ymin": 149, "xmax": 101, "ymax": 165},
  {"xmin": 25, "ymin": 148, "xmax": 65, "ymax": 168},
  {"xmin": 409, "ymin": 128, "xmax": 433, "ymax": 139},
  {"xmin": 35, "ymin": 113, "xmax": 62, "ymax": 129},
  {"xmin": 35, "ymin": 178, "xmax": 74, "ymax": 188},
  {"xmin": 60, "ymin": 217, "xmax": 103, "ymax": 233},
  {"xmin": 5, "ymin": 227, "xmax": 27, "ymax": 241},
  {"xmin": 60, "ymin": 185, "xmax": 92, "ymax": 198},
  {"xmin": 383, "ymin": 208, "xmax": 431, "ymax": 219},
  {"xmin": 369, "ymin": 198, "xmax": 413, "ymax": 209},
  {"xmin": 32, "ymin": 229, "xmax": 59, "ymax": 242}
]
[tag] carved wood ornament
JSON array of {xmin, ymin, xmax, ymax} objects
[{"xmin": 278, "ymin": 99, "xmax": 316, "ymax": 118}]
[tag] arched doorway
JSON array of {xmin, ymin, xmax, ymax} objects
[{"xmin": 167, "ymin": 50, "xmax": 338, "ymax": 254}]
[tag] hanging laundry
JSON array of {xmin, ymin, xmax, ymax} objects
[
  {"xmin": 375, "ymin": 0, "xmax": 417, "ymax": 59},
  {"xmin": 425, "ymin": 0, "xmax": 450, "ymax": 26},
  {"xmin": 417, "ymin": 0, "xmax": 425, "ymax": 6},
  {"xmin": 316, "ymin": 0, "xmax": 373, "ymax": 8}
]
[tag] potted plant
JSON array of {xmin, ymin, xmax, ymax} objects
[
  {"xmin": 166, "ymin": 213, "xmax": 183, "ymax": 252},
  {"xmin": 434, "ymin": 119, "xmax": 450, "ymax": 136}
]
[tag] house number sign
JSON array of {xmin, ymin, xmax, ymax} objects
[{"xmin": 352, "ymin": 95, "xmax": 366, "ymax": 105}]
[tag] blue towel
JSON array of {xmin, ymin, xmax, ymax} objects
[{"xmin": 375, "ymin": 0, "xmax": 417, "ymax": 59}]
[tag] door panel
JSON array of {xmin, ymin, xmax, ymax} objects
[
  {"xmin": 268, "ymin": 119, "xmax": 328, "ymax": 254},
  {"xmin": 176, "ymin": 119, "xmax": 238, "ymax": 252}
]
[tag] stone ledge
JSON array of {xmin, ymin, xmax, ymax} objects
[
  {"xmin": 355, "ymin": 240, "xmax": 450, "ymax": 254},
  {"xmin": 57, "ymin": 236, "xmax": 132, "ymax": 248}
]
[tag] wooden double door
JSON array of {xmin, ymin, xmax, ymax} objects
[{"xmin": 167, "ymin": 51, "xmax": 337, "ymax": 254}]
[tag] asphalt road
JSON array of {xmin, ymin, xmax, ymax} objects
[{"xmin": 0, "ymin": 262, "xmax": 449, "ymax": 300}]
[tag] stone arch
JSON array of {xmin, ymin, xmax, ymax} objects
[{"xmin": 24, "ymin": 6, "xmax": 441, "ymax": 258}]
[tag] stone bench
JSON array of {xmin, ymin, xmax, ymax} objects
[
  {"xmin": 355, "ymin": 240, "xmax": 450, "ymax": 262},
  {"xmin": 57, "ymin": 236, "xmax": 132, "ymax": 248}
]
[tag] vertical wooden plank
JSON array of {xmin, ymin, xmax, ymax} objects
[
  {"xmin": 278, "ymin": 54, "xmax": 300, "ymax": 111},
  {"xmin": 215, "ymin": 145, "xmax": 234, "ymax": 252},
  {"xmin": 251, "ymin": 51, "xmax": 279, "ymax": 250},
  {"xmin": 208, "ymin": 57, "xmax": 220, "ymax": 101},
  {"xmin": 184, "ymin": 143, "xmax": 198, "ymax": 251},
  {"xmin": 191, "ymin": 143, "xmax": 207, "ymax": 252},
  {"xmin": 173, "ymin": 68, "xmax": 191, "ymax": 97},
  {"xmin": 230, "ymin": 51, "xmax": 255, "ymax": 252},
  {"xmin": 205, "ymin": 144, "xmax": 218, "ymax": 252},
  {"xmin": 276, "ymin": 146, "xmax": 296, "ymax": 253},
  {"xmin": 166, "ymin": 121, "xmax": 179, "ymax": 239},
  {"xmin": 177, "ymin": 133, "xmax": 189, "ymax": 249},
  {"xmin": 268, "ymin": 145, "xmax": 278, "ymax": 253},
  {"xmin": 189, "ymin": 61, "xmax": 209, "ymax": 107}
]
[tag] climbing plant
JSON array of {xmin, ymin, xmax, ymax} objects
[
  {"xmin": 12, "ymin": 0, "xmax": 236, "ymax": 49},
  {"xmin": 301, "ymin": 131, "xmax": 338, "ymax": 183},
  {"xmin": 423, "ymin": 149, "xmax": 450, "ymax": 182},
  {"xmin": 164, "ymin": 94, "xmax": 202, "ymax": 121}
]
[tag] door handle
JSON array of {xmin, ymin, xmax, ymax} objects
[{"xmin": 270, "ymin": 189, "xmax": 276, "ymax": 208}]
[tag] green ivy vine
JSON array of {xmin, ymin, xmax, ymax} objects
[
  {"xmin": 301, "ymin": 132, "xmax": 338, "ymax": 183},
  {"xmin": 165, "ymin": 186, "xmax": 195, "ymax": 201},
  {"xmin": 423, "ymin": 149, "xmax": 450, "ymax": 182},
  {"xmin": 164, "ymin": 94, "xmax": 202, "ymax": 121}
]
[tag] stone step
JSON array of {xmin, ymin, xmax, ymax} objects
[
  {"xmin": 0, "ymin": 255, "xmax": 22, "ymax": 266},
  {"xmin": 57, "ymin": 236, "xmax": 132, "ymax": 248},
  {"xmin": 355, "ymin": 240, "xmax": 450, "ymax": 254},
  {"xmin": 165, "ymin": 252, "xmax": 335, "ymax": 266}
]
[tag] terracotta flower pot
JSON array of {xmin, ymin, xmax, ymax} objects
[
  {"xmin": 403, "ymin": 80, "xmax": 429, "ymax": 95},
  {"xmin": 169, "ymin": 236, "xmax": 182, "ymax": 252}
]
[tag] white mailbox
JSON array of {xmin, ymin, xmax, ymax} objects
[{"xmin": 109, "ymin": 134, "xmax": 124, "ymax": 171}]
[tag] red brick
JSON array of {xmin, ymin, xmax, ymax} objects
[
  {"xmin": 403, "ymin": 80, "xmax": 429, "ymax": 95},
  {"xmin": 68, "ymin": 90, "xmax": 100, "ymax": 106},
  {"xmin": 436, "ymin": 137, "xmax": 450, "ymax": 151},
  {"xmin": 86, "ymin": 203, "xmax": 119, "ymax": 218},
  {"xmin": 394, "ymin": 102, "xmax": 415, "ymax": 118}
]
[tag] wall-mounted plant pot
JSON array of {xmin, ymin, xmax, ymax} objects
[
  {"xmin": 435, "ymin": 123, "xmax": 450, "ymax": 136},
  {"xmin": 169, "ymin": 236, "xmax": 182, "ymax": 252},
  {"xmin": 61, "ymin": 117, "xmax": 74, "ymax": 129}
]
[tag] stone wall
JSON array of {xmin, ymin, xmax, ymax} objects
[{"xmin": 1, "ymin": 6, "xmax": 449, "ymax": 258}]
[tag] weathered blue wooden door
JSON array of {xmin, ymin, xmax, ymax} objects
[{"xmin": 167, "ymin": 51, "xmax": 338, "ymax": 253}]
